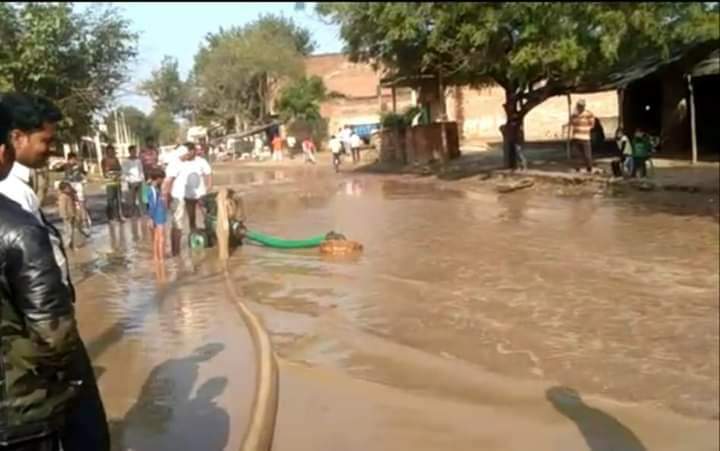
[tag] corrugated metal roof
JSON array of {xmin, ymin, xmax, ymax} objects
[
  {"xmin": 691, "ymin": 49, "xmax": 719, "ymax": 77},
  {"xmin": 575, "ymin": 40, "xmax": 719, "ymax": 92},
  {"xmin": 223, "ymin": 121, "xmax": 282, "ymax": 138}
]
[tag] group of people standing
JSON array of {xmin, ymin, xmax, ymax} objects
[
  {"xmin": 569, "ymin": 99, "xmax": 656, "ymax": 177},
  {"xmin": 329, "ymin": 126, "xmax": 363, "ymax": 171},
  {"xmin": 254, "ymin": 133, "xmax": 318, "ymax": 164},
  {"xmin": 97, "ymin": 139, "xmax": 160, "ymax": 222},
  {"xmin": 57, "ymin": 138, "xmax": 214, "ymax": 260}
]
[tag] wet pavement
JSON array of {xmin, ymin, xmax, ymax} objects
[
  {"xmin": 70, "ymin": 161, "xmax": 718, "ymax": 450},
  {"xmin": 70, "ymin": 220, "xmax": 255, "ymax": 451}
]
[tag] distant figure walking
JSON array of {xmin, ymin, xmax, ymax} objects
[
  {"xmin": 271, "ymin": 134, "xmax": 284, "ymax": 161},
  {"xmin": 302, "ymin": 137, "xmax": 317, "ymax": 164},
  {"xmin": 340, "ymin": 126, "xmax": 353, "ymax": 156},
  {"xmin": 350, "ymin": 130, "xmax": 362, "ymax": 164},
  {"xmin": 329, "ymin": 135, "xmax": 343, "ymax": 172}
]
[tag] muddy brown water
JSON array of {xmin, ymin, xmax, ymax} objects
[{"xmin": 70, "ymin": 163, "xmax": 718, "ymax": 450}]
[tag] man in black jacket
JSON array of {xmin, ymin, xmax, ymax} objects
[{"xmin": 0, "ymin": 95, "xmax": 109, "ymax": 451}]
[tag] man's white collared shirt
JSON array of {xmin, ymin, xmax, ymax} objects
[
  {"xmin": 0, "ymin": 162, "xmax": 70, "ymax": 290},
  {"xmin": 0, "ymin": 162, "xmax": 41, "ymax": 221}
]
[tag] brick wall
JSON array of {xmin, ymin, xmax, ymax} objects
[{"xmin": 302, "ymin": 53, "xmax": 619, "ymax": 143}]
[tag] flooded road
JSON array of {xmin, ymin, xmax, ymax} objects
[
  {"xmin": 218, "ymin": 165, "xmax": 718, "ymax": 450},
  {"xmin": 70, "ymin": 162, "xmax": 718, "ymax": 450},
  {"xmin": 70, "ymin": 219, "xmax": 255, "ymax": 451}
]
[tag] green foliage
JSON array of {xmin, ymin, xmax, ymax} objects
[
  {"xmin": 319, "ymin": 2, "xmax": 719, "ymax": 109},
  {"xmin": 190, "ymin": 14, "xmax": 312, "ymax": 129},
  {"xmin": 286, "ymin": 117, "xmax": 328, "ymax": 145},
  {"xmin": 248, "ymin": 14, "xmax": 316, "ymax": 56},
  {"xmin": 402, "ymin": 105, "xmax": 424, "ymax": 125},
  {"xmin": 0, "ymin": 3, "xmax": 138, "ymax": 139},
  {"xmin": 275, "ymin": 75, "xmax": 327, "ymax": 122},
  {"xmin": 380, "ymin": 112, "xmax": 408, "ymax": 129},
  {"xmin": 148, "ymin": 108, "xmax": 180, "ymax": 146},
  {"xmin": 380, "ymin": 105, "xmax": 425, "ymax": 129},
  {"xmin": 141, "ymin": 56, "xmax": 190, "ymax": 117},
  {"xmin": 319, "ymin": 2, "xmax": 719, "ymax": 167},
  {"xmin": 104, "ymin": 106, "xmax": 156, "ymax": 144}
]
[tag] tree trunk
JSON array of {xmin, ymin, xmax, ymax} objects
[
  {"xmin": 500, "ymin": 90, "xmax": 541, "ymax": 169},
  {"xmin": 234, "ymin": 114, "xmax": 242, "ymax": 134},
  {"xmin": 502, "ymin": 93, "xmax": 522, "ymax": 169}
]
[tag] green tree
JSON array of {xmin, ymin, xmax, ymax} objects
[
  {"xmin": 104, "ymin": 106, "xmax": 157, "ymax": 144},
  {"xmin": 191, "ymin": 14, "xmax": 311, "ymax": 131},
  {"xmin": 148, "ymin": 108, "xmax": 180, "ymax": 146},
  {"xmin": 0, "ymin": 2, "xmax": 138, "ymax": 141},
  {"xmin": 276, "ymin": 75, "xmax": 328, "ymax": 144},
  {"xmin": 318, "ymin": 2, "xmax": 720, "ymax": 168},
  {"xmin": 275, "ymin": 75, "xmax": 327, "ymax": 121},
  {"xmin": 141, "ymin": 55, "xmax": 190, "ymax": 117}
]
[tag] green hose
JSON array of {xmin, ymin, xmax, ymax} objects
[{"xmin": 245, "ymin": 229, "xmax": 327, "ymax": 249}]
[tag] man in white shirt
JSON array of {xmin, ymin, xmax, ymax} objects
[
  {"xmin": 286, "ymin": 135, "xmax": 297, "ymax": 158},
  {"xmin": 340, "ymin": 126, "xmax": 352, "ymax": 156},
  {"xmin": 0, "ymin": 92, "xmax": 110, "ymax": 450},
  {"xmin": 164, "ymin": 143, "xmax": 213, "ymax": 256},
  {"xmin": 329, "ymin": 135, "xmax": 343, "ymax": 172},
  {"xmin": 0, "ymin": 160, "xmax": 41, "ymax": 221},
  {"xmin": 350, "ymin": 131, "xmax": 362, "ymax": 164},
  {"xmin": 122, "ymin": 145, "xmax": 145, "ymax": 217}
]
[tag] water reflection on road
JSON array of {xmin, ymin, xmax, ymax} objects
[
  {"xmin": 224, "ymin": 170, "xmax": 719, "ymax": 449},
  {"xmin": 228, "ymin": 170, "xmax": 718, "ymax": 421},
  {"xmin": 69, "ymin": 216, "xmax": 254, "ymax": 451}
]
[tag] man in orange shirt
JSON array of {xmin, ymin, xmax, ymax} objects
[
  {"xmin": 569, "ymin": 99, "xmax": 595, "ymax": 173},
  {"xmin": 271, "ymin": 134, "xmax": 284, "ymax": 161}
]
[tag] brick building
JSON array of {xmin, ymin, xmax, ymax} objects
[
  {"xmin": 303, "ymin": 53, "xmax": 413, "ymax": 136},
  {"xmin": 303, "ymin": 53, "xmax": 619, "ymax": 144}
]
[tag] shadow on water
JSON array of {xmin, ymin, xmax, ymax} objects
[
  {"xmin": 110, "ymin": 343, "xmax": 228, "ymax": 451},
  {"xmin": 546, "ymin": 386, "xmax": 647, "ymax": 451}
]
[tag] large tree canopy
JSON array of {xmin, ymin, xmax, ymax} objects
[
  {"xmin": 191, "ymin": 14, "xmax": 312, "ymax": 131},
  {"xmin": 0, "ymin": 2, "xmax": 138, "ymax": 140},
  {"xmin": 318, "ymin": 2, "xmax": 719, "ymax": 167}
]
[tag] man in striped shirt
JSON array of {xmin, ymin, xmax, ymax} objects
[{"xmin": 569, "ymin": 99, "xmax": 595, "ymax": 173}]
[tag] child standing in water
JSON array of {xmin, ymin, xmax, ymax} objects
[{"xmin": 147, "ymin": 169, "xmax": 167, "ymax": 261}]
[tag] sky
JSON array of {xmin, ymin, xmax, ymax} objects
[{"xmin": 100, "ymin": 2, "xmax": 344, "ymax": 113}]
